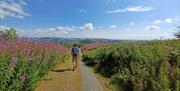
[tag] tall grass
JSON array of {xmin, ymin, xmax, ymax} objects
[
  {"xmin": 0, "ymin": 39, "xmax": 69, "ymax": 91},
  {"xmin": 82, "ymin": 40, "xmax": 180, "ymax": 91}
]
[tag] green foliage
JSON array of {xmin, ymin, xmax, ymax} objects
[
  {"xmin": 0, "ymin": 40, "xmax": 70, "ymax": 91},
  {"xmin": 174, "ymin": 26, "xmax": 180, "ymax": 39},
  {"xmin": 0, "ymin": 51, "xmax": 68, "ymax": 91},
  {"xmin": 82, "ymin": 40, "xmax": 180, "ymax": 91},
  {"xmin": 3, "ymin": 28, "xmax": 17, "ymax": 40}
]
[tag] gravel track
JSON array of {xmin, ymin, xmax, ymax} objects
[{"xmin": 80, "ymin": 61, "xmax": 104, "ymax": 91}]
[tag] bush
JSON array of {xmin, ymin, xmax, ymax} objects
[
  {"xmin": 82, "ymin": 40, "xmax": 180, "ymax": 91},
  {"xmin": 174, "ymin": 26, "xmax": 180, "ymax": 39},
  {"xmin": 3, "ymin": 28, "xmax": 17, "ymax": 40}
]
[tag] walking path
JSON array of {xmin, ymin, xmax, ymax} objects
[
  {"xmin": 80, "ymin": 61, "xmax": 103, "ymax": 91},
  {"xmin": 34, "ymin": 59, "xmax": 104, "ymax": 91}
]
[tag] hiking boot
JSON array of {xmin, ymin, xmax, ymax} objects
[{"xmin": 72, "ymin": 67, "xmax": 75, "ymax": 71}]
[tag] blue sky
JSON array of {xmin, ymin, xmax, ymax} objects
[{"xmin": 0, "ymin": 0, "xmax": 180, "ymax": 40}]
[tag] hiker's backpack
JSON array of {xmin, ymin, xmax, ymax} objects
[{"xmin": 72, "ymin": 47, "xmax": 79, "ymax": 56}]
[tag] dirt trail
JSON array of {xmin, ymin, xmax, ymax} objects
[
  {"xmin": 34, "ymin": 60, "xmax": 81, "ymax": 91},
  {"xmin": 80, "ymin": 61, "xmax": 103, "ymax": 91},
  {"xmin": 34, "ymin": 59, "xmax": 104, "ymax": 91}
]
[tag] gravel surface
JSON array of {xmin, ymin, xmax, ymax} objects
[{"xmin": 80, "ymin": 61, "xmax": 104, "ymax": 91}]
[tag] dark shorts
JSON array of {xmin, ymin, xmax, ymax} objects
[{"xmin": 72, "ymin": 56, "xmax": 78, "ymax": 61}]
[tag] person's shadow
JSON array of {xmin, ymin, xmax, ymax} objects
[{"xmin": 52, "ymin": 68, "xmax": 72, "ymax": 72}]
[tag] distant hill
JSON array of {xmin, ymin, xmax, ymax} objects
[{"xmin": 26, "ymin": 37, "xmax": 122, "ymax": 44}]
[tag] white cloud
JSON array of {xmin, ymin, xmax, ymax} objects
[
  {"xmin": 110, "ymin": 25, "xmax": 117, "ymax": 29},
  {"xmin": 0, "ymin": 8, "xmax": 15, "ymax": 19},
  {"xmin": 126, "ymin": 28, "xmax": 132, "ymax": 32},
  {"xmin": 78, "ymin": 9, "xmax": 88, "ymax": 13},
  {"xmin": 173, "ymin": 17, "xmax": 180, "ymax": 23},
  {"xmin": 80, "ymin": 23, "xmax": 94, "ymax": 30},
  {"xmin": 0, "ymin": 24, "xmax": 94, "ymax": 37},
  {"xmin": 16, "ymin": 29, "xmax": 27, "ymax": 36},
  {"xmin": 111, "ymin": 0, "xmax": 118, "ymax": 2},
  {"xmin": 153, "ymin": 18, "xmax": 173, "ymax": 24},
  {"xmin": 154, "ymin": 20, "xmax": 162, "ymax": 24},
  {"xmin": 0, "ymin": 0, "xmax": 29, "ymax": 19},
  {"xmin": 34, "ymin": 26, "xmax": 75, "ymax": 34},
  {"xmin": 0, "ymin": 25, "xmax": 10, "ymax": 31},
  {"xmin": 130, "ymin": 22, "xmax": 135, "ymax": 26},
  {"xmin": 1, "ymin": 24, "xmax": 174, "ymax": 40},
  {"xmin": 106, "ymin": 6, "xmax": 154, "ymax": 13},
  {"xmin": 17, "ymin": 26, "xmax": 76, "ymax": 37},
  {"xmin": 19, "ymin": 0, "xmax": 27, "ymax": 5},
  {"xmin": 0, "ymin": 25, "xmax": 28, "ymax": 37},
  {"xmin": 0, "ymin": 25, "xmax": 27, "ymax": 36},
  {"xmin": 145, "ymin": 25, "xmax": 160, "ymax": 31},
  {"xmin": 164, "ymin": 18, "xmax": 172, "ymax": 23}
]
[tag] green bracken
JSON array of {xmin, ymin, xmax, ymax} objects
[{"xmin": 82, "ymin": 40, "xmax": 180, "ymax": 91}]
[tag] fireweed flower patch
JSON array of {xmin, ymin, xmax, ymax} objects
[{"xmin": 0, "ymin": 39, "xmax": 69, "ymax": 91}]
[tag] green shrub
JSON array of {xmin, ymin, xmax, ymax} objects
[{"xmin": 82, "ymin": 40, "xmax": 180, "ymax": 91}]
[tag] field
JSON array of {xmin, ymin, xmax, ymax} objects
[
  {"xmin": 0, "ymin": 39, "xmax": 69, "ymax": 91},
  {"xmin": 0, "ymin": 29, "xmax": 180, "ymax": 91},
  {"xmin": 82, "ymin": 40, "xmax": 180, "ymax": 91},
  {"xmin": 0, "ymin": 0, "xmax": 179, "ymax": 91}
]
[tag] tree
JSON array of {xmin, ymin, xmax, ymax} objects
[
  {"xmin": 3, "ymin": 28, "xmax": 17, "ymax": 40},
  {"xmin": 174, "ymin": 26, "xmax": 180, "ymax": 39}
]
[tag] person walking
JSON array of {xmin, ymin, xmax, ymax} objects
[{"xmin": 71, "ymin": 44, "xmax": 80, "ymax": 71}]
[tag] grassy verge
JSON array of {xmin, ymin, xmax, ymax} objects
[{"xmin": 94, "ymin": 72, "xmax": 118, "ymax": 91}]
